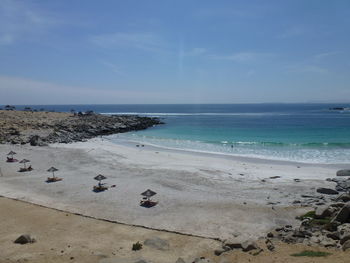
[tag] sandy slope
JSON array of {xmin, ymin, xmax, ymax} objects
[{"xmin": 1, "ymin": 197, "xmax": 349, "ymax": 263}]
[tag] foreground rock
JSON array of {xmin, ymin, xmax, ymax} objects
[
  {"xmin": 316, "ymin": 187, "xmax": 339, "ymax": 195},
  {"xmin": 337, "ymin": 170, "xmax": 350, "ymax": 177},
  {"xmin": 14, "ymin": 234, "xmax": 36, "ymax": 244},
  {"xmin": 0, "ymin": 110, "xmax": 162, "ymax": 145},
  {"xmin": 267, "ymin": 199, "xmax": 350, "ymax": 250}
]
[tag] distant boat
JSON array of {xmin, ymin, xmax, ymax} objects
[{"xmin": 329, "ymin": 107, "xmax": 350, "ymax": 111}]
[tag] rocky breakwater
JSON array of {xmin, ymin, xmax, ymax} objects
[{"xmin": 0, "ymin": 110, "xmax": 163, "ymax": 146}]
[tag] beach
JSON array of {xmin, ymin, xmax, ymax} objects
[
  {"xmin": 0, "ymin": 138, "xmax": 346, "ymax": 241},
  {"xmin": 1, "ymin": 138, "xmax": 350, "ymax": 262},
  {"xmin": 2, "ymin": 196, "xmax": 350, "ymax": 263}
]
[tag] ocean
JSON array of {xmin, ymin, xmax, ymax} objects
[{"xmin": 9, "ymin": 103, "xmax": 350, "ymax": 164}]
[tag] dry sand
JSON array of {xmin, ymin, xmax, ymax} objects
[
  {"xmin": 0, "ymin": 138, "xmax": 346, "ymax": 241},
  {"xmin": 1, "ymin": 197, "xmax": 349, "ymax": 263}
]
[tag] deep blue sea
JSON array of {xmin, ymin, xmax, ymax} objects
[{"xmin": 8, "ymin": 104, "xmax": 350, "ymax": 164}]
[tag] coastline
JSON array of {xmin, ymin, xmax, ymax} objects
[
  {"xmin": 0, "ymin": 137, "xmax": 343, "ymax": 240},
  {"xmin": 108, "ymin": 134, "xmax": 349, "ymax": 168}
]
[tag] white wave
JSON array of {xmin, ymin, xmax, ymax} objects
[
  {"xmin": 110, "ymin": 134, "xmax": 350, "ymax": 164},
  {"xmin": 101, "ymin": 112, "xmax": 292, "ymax": 117}
]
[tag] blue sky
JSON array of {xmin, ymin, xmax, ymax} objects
[{"xmin": 0, "ymin": 0, "xmax": 349, "ymax": 104}]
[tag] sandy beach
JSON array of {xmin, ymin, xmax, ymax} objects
[
  {"xmin": 2, "ymin": 196, "xmax": 350, "ymax": 263},
  {"xmin": 0, "ymin": 138, "xmax": 346, "ymax": 241}
]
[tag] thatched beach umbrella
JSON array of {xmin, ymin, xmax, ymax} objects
[
  {"xmin": 47, "ymin": 167, "xmax": 58, "ymax": 178},
  {"xmin": 141, "ymin": 189, "xmax": 157, "ymax": 200},
  {"xmin": 94, "ymin": 174, "xmax": 107, "ymax": 184},
  {"xmin": 19, "ymin": 159, "xmax": 30, "ymax": 169},
  {"xmin": 7, "ymin": 151, "xmax": 17, "ymax": 159}
]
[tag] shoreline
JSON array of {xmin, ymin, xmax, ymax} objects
[
  {"xmin": 109, "ymin": 131, "xmax": 350, "ymax": 165},
  {"xmin": 107, "ymin": 134, "xmax": 349, "ymax": 168}
]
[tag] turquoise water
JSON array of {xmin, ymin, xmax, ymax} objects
[{"xmin": 10, "ymin": 104, "xmax": 350, "ymax": 164}]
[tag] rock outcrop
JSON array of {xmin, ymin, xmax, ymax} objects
[{"xmin": 0, "ymin": 110, "xmax": 163, "ymax": 145}]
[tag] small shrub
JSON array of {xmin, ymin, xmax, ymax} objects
[
  {"xmin": 291, "ymin": 250, "xmax": 332, "ymax": 257},
  {"xmin": 310, "ymin": 218, "xmax": 331, "ymax": 226},
  {"xmin": 296, "ymin": 210, "xmax": 315, "ymax": 220},
  {"xmin": 132, "ymin": 241, "xmax": 143, "ymax": 251}
]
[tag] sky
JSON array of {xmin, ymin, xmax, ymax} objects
[{"xmin": 0, "ymin": 0, "xmax": 350, "ymax": 104}]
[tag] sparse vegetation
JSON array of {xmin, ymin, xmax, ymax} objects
[
  {"xmin": 132, "ymin": 241, "xmax": 143, "ymax": 251},
  {"xmin": 296, "ymin": 210, "xmax": 315, "ymax": 220},
  {"xmin": 291, "ymin": 250, "xmax": 332, "ymax": 257}
]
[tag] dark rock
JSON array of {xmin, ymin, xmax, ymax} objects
[
  {"xmin": 192, "ymin": 258, "xmax": 212, "ymax": 263},
  {"xmin": 337, "ymin": 170, "xmax": 350, "ymax": 176},
  {"xmin": 315, "ymin": 206, "xmax": 334, "ymax": 219},
  {"xmin": 214, "ymin": 248, "xmax": 226, "ymax": 256},
  {"xmin": 342, "ymin": 240, "xmax": 350, "ymax": 251},
  {"xmin": 316, "ymin": 188, "xmax": 339, "ymax": 195},
  {"xmin": 338, "ymin": 223, "xmax": 350, "ymax": 245},
  {"xmin": 222, "ymin": 239, "xmax": 243, "ymax": 249},
  {"xmin": 241, "ymin": 241, "xmax": 259, "ymax": 252},
  {"xmin": 337, "ymin": 194, "xmax": 350, "ymax": 203},
  {"xmin": 326, "ymin": 231, "xmax": 339, "ymax": 240},
  {"xmin": 265, "ymin": 239, "xmax": 275, "ymax": 251},
  {"xmin": 14, "ymin": 234, "xmax": 35, "ymax": 244},
  {"xmin": 319, "ymin": 237, "xmax": 338, "ymax": 247},
  {"xmin": 332, "ymin": 203, "xmax": 350, "ymax": 223},
  {"xmin": 29, "ymin": 135, "xmax": 47, "ymax": 146}
]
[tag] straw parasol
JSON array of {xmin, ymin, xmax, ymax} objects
[
  {"xmin": 141, "ymin": 189, "xmax": 157, "ymax": 200},
  {"xmin": 94, "ymin": 174, "xmax": 107, "ymax": 184},
  {"xmin": 19, "ymin": 159, "xmax": 30, "ymax": 169},
  {"xmin": 7, "ymin": 151, "xmax": 17, "ymax": 159},
  {"xmin": 47, "ymin": 167, "xmax": 58, "ymax": 178}
]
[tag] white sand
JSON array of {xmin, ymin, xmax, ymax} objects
[{"xmin": 0, "ymin": 138, "xmax": 345, "ymax": 240}]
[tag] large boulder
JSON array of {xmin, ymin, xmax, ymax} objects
[
  {"xmin": 338, "ymin": 223, "xmax": 350, "ymax": 245},
  {"xmin": 241, "ymin": 240, "xmax": 259, "ymax": 252},
  {"xmin": 14, "ymin": 234, "xmax": 36, "ymax": 244},
  {"xmin": 29, "ymin": 135, "xmax": 47, "ymax": 146},
  {"xmin": 337, "ymin": 194, "xmax": 350, "ymax": 202},
  {"xmin": 332, "ymin": 203, "xmax": 350, "ymax": 223},
  {"xmin": 222, "ymin": 238, "xmax": 243, "ymax": 249},
  {"xmin": 315, "ymin": 206, "xmax": 334, "ymax": 219},
  {"xmin": 316, "ymin": 188, "xmax": 339, "ymax": 195},
  {"xmin": 337, "ymin": 170, "xmax": 350, "ymax": 176},
  {"xmin": 342, "ymin": 240, "xmax": 350, "ymax": 251}
]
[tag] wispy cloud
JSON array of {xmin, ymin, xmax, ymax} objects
[
  {"xmin": 314, "ymin": 51, "xmax": 339, "ymax": 60},
  {"xmin": 0, "ymin": 0, "xmax": 59, "ymax": 45},
  {"xmin": 208, "ymin": 52, "xmax": 272, "ymax": 63},
  {"xmin": 90, "ymin": 32, "xmax": 165, "ymax": 53}
]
